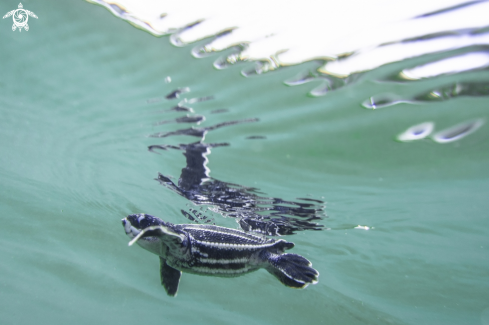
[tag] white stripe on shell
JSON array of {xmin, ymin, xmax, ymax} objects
[
  {"xmin": 192, "ymin": 238, "xmax": 278, "ymax": 250},
  {"xmin": 192, "ymin": 266, "xmax": 250, "ymax": 275},
  {"xmin": 191, "ymin": 245, "xmax": 209, "ymax": 258},
  {"xmin": 197, "ymin": 257, "xmax": 249, "ymax": 264},
  {"xmin": 183, "ymin": 225, "xmax": 268, "ymax": 243}
]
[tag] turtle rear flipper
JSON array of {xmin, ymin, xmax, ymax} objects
[
  {"xmin": 267, "ymin": 239, "xmax": 294, "ymax": 253},
  {"xmin": 265, "ymin": 252, "xmax": 319, "ymax": 288},
  {"xmin": 160, "ymin": 257, "xmax": 181, "ymax": 296}
]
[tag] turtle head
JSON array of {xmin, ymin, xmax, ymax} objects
[
  {"xmin": 122, "ymin": 213, "xmax": 166, "ymax": 239},
  {"xmin": 122, "ymin": 214, "xmax": 185, "ymax": 256}
]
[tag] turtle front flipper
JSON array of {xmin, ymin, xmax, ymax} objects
[
  {"xmin": 128, "ymin": 225, "xmax": 185, "ymax": 247},
  {"xmin": 160, "ymin": 257, "xmax": 181, "ymax": 296}
]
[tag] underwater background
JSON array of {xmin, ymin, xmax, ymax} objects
[{"xmin": 1, "ymin": 0, "xmax": 488, "ymax": 324}]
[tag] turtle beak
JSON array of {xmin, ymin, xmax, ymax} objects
[
  {"xmin": 122, "ymin": 217, "xmax": 141, "ymax": 238},
  {"xmin": 122, "ymin": 218, "xmax": 132, "ymax": 236}
]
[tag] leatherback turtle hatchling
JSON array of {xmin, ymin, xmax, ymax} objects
[{"xmin": 122, "ymin": 213, "xmax": 319, "ymax": 296}]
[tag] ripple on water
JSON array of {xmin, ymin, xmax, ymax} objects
[
  {"xmin": 397, "ymin": 122, "xmax": 435, "ymax": 142},
  {"xmin": 432, "ymin": 119, "xmax": 485, "ymax": 143}
]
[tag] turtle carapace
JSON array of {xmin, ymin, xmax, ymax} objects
[{"xmin": 122, "ymin": 213, "xmax": 319, "ymax": 296}]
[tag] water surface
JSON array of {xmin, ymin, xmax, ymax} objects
[{"xmin": 1, "ymin": 1, "xmax": 489, "ymax": 325}]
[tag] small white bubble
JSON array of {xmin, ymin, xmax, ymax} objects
[{"xmin": 354, "ymin": 225, "xmax": 370, "ymax": 230}]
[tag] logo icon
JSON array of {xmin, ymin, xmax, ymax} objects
[{"xmin": 3, "ymin": 3, "xmax": 37, "ymax": 32}]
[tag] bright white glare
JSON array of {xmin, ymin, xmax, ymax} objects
[
  {"xmin": 354, "ymin": 225, "xmax": 370, "ymax": 230},
  {"xmin": 401, "ymin": 52, "xmax": 489, "ymax": 80},
  {"xmin": 88, "ymin": 0, "xmax": 489, "ymax": 74},
  {"xmin": 323, "ymin": 33, "xmax": 489, "ymax": 77}
]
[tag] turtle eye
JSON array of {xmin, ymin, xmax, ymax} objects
[
  {"xmin": 126, "ymin": 214, "xmax": 161, "ymax": 229},
  {"xmin": 138, "ymin": 214, "xmax": 146, "ymax": 223},
  {"xmin": 135, "ymin": 214, "xmax": 151, "ymax": 228},
  {"xmin": 126, "ymin": 214, "xmax": 143, "ymax": 229}
]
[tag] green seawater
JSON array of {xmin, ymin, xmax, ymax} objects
[{"xmin": 1, "ymin": 1, "xmax": 489, "ymax": 324}]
